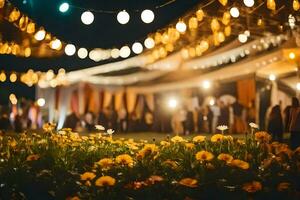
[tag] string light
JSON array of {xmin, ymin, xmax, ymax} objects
[
  {"xmin": 144, "ymin": 37, "xmax": 155, "ymax": 49},
  {"xmin": 10, "ymin": 73, "xmax": 17, "ymax": 82},
  {"xmin": 267, "ymin": 0, "xmax": 276, "ymax": 11},
  {"xmin": 77, "ymin": 48, "xmax": 88, "ymax": 59},
  {"xmin": 297, "ymin": 82, "xmax": 300, "ymax": 91},
  {"xmin": 202, "ymin": 80, "xmax": 211, "ymax": 89},
  {"xmin": 218, "ymin": 0, "xmax": 228, "ymax": 6},
  {"xmin": 269, "ymin": 74, "xmax": 276, "ymax": 81},
  {"xmin": 289, "ymin": 52, "xmax": 296, "ymax": 60},
  {"xmin": 176, "ymin": 21, "xmax": 187, "ymax": 33},
  {"xmin": 243, "ymin": 0, "xmax": 255, "ymax": 7},
  {"xmin": 117, "ymin": 10, "xmax": 130, "ymax": 25},
  {"xmin": 81, "ymin": 11, "xmax": 94, "ymax": 25},
  {"xmin": 238, "ymin": 33, "xmax": 248, "ymax": 43},
  {"xmin": 0, "ymin": 72, "xmax": 6, "ymax": 82},
  {"xmin": 141, "ymin": 9, "xmax": 154, "ymax": 24},
  {"xmin": 50, "ymin": 39, "xmax": 62, "ymax": 50},
  {"xmin": 37, "ymin": 98, "xmax": 46, "ymax": 107},
  {"xmin": 230, "ymin": 7, "xmax": 239, "ymax": 18},
  {"xmin": 293, "ymin": 0, "xmax": 300, "ymax": 11},
  {"xmin": 110, "ymin": 48, "xmax": 120, "ymax": 58},
  {"xmin": 65, "ymin": 44, "xmax": 76, "ymax": 56},
  {"xmin": 59, "ymin": 2, "xmax": 69, "ymax": 13},
  {"xmin": 34, "ymin": 29, "xmax": 46, "ymax": 41},
  {"xmin": 119, "ymin": 46, "xmax": 131, "ymax": 58},
  {"xmin": 132, "ymin": 42, "xmax": 143, "ymax": 54},
  {"xmin": 168, "ymin": 98, "xmax": 178, "ymax": 109}
]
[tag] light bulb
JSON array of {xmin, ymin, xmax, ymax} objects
[
  {"xmin": 81, "ymin": 11, "xmax": 94, "ymax": 25},
  {"xmin": 144, "ymin": 37, "xmax": 155, "ymax": 49},
  {"xmin": 243, "ymin": 0, "xmax": 255, "ymax": 7},
  {"xmin": 111, "ymin": 48, "xmax": 120, "ymax": 58},
  {"xmin": 59, "ymin": 2, "xmax": 69, "ymax": 13},
  {"xmin": 289, "ymin": 52, "xmax": 296, "ymax": 60},
  {"xmin": 230, "ymin": 7, "xmax": 239, "ymax": 18},
  {"xmin": 238, "ymin": 34, "xmax": 248, "ymax": 43},
  {"xmin": 34, "ymin": 29, "xmax": 46, "ymax": 41},
  {"xmin": 269, "ymin": 74, "xmax": 276, "ymax": 81},
  {"xmin": 296, "ymin": 82, "xmax": 300, "ymax": 91},
  {"xmin": 117, "ymin": 10, "xmax": 130, "ymax": 24},
  {"xmin": 132, "ymin": 42, "xmax": 143, "ymax": 54},
  {"xmin": 119, "ymin": 46, "xmax": 131, "ymax": 58},
  {"xmin": 65, "ymin": 44, "xmax": 76, "ymax": 56},
  {"xmin": 77, "ymin": 48, "xmax": 88, "ymax": 59},
  {"xmin": 141, "ymin": 9, "xmax": 154, "ymax": 24},
  {"xmin": 37, "ymin": 98, "xmax": 46, "ymax": 107},
  {"xmin": 176, "ymin": 21, "xmax": 187, "ymax": 33}
]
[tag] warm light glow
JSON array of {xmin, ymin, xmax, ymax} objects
[
  {"xmin": 111, "ymin": 48, "xmax": 120, "ymax": 58},
  {"xmin": 243, "ymin": 0, "xmax": 255, "ymax": 7},
  {"xmin": 202, "ymin": 80, "xmax": 211, "ymax": 89},
  {"xmin": 244, "ymin": 30, "xmax": 250, "ymax": 37},
  {"xmin": 269, "ymin": 74, "xmax": 276, "ymax": 81},
  {"xmin": 81, "ymin": 11, "xmax": 94, "ymax": 25},
  {"xmin": 59, "ymin": 2, "xmax": 69, "ymax": 13},
  {"xmin": 77, "ymin": 48, "xmax": 88, "ymax": 59},
  {"xmin": 65, "ymin": 44, "xmax": 76, "ymax": 56},
  {"xmin": 141, "ymin": 9, "xmax": 154, "ymax": 24},
  {"xmin": 37, "ymin": 98, "xmax": 46, "ymax": 107},
  {"xmin": 10, "ymin": 73, "xmax": 17, "ymax": 82},
  {"xmin": 34, "ymin": 29, "xmax": 46, "ymax": 41},
  {"xmin": 144, "ymin": 37, "xmax": 155, "ymax": 49},
  {"xmin": 119, "ymin": 46, "xmax": 131, "ymax": 58},
  {"xmin": 238, "ymin": 34, "xmax": 248, "ymax": 43},
  {"xmin": 0, "ymin": 72, "xmax": 6, "ymax": 82},
  {"xmin": 9, "ymin": 93, "xmax": 16, "ymax": 101},
  {"xmin": 132, "ymin": 42, "xmax": 143, "ymax": 54},
  {"xmin": 117, "ymin": 10, "xmax": 130, "ymax": 25},
  {"xmin": 289, "ymin": 52, "xmax": 296, "ymax": 60},
  {"xmin": 50, "ymin": 39, "xmax": 62, "ymax": 50},
  {"xmin": 46, "ymin": 70, "xmax": 55, "ymax": 80},
  {"xmin": 168, "ymin": 98, "xmax": 178, "ymax": 109},
  {"xmin": 230, "ymin": 7, "xmax": 239, "ymax": 18},
  {"xmin": 209, "ymin": 99, "xmax": 215, "ymax": 106},
  {"xmin": 176, "ymin": 21, "xmax": 187, "ymax": 33},
  {"xmin": 296, "ymin": 82, "xmax": 300, "ymax": 91}
]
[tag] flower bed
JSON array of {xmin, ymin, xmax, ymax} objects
[{"xmin": 0, "ymin": 125, "xmax": 300, "ymax": 199}]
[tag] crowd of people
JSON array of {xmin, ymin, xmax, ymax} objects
[{"xmin": 1, "ymin": 96, "xmax": 300, "ymax": 149}]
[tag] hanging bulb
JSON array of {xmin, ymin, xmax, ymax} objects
[
  {"xmin": 211, "ymin": 18, "xmax": 220, "ymax": 32},
  {"xmin": 224, "ymin": 26, "xmax": 231, "ymax": 36},
  {"xmin": 257, "ymin": 18, "xmax": 263, "ymax": 26},
  {"xmin": 0, "ymin": 0, "xmax": 5, "ymax": 8},
  {"xmin": 218, "ymin": 0, "xmax": 228, "ymax": 6},
  {"xmin": 267, "ymin": 0, "xmax": 276, "ymax": 11},
  {"xmin": 222, "ymin": 11, "xmax": 231, "ymax": 25},
  {"xmin": 196, "ymin": 9, "xmax": 204, "ymax": 21},
  {"xmin": 188, "ymin": 17, "xmax": 198, "ymax": 30},
  {"xmin": 293, "ymin": 0, "xmax": 300, "ymax": 11}
]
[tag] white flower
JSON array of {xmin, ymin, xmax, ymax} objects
[
  {"xmin": 249, "ymin": 122, "xmax": 259, "ymax": 129},
  {"xmin": 106, "ymin": 129, "xmax": 115, "ymax": 135},
  {"xmin": 95, "ymin": 125, "xmax": 105, "ymax": 131},
  {"xmin": 216, "ymin": 125, "xmax": 228, "ymax": 131},
  {"xmin": 58, "ymin": 130, "xmax": 66, "ymax": 135}
]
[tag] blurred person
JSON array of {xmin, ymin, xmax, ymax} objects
[
  {"xmin": 179, "ymin": 106, "xmax": 187, "ymax": 134},
  {"xmin": 171, "ymin": 111, "xmax": 183, "ymax": 135},
  {"xmin": 64, "ymin": 112, "xmax": 80, "ymax": 131},
  {"xmin": 211, "ymin": 102, "xmax": 220, "ymax": 133},
  {"xmin": 288, "ymin": 97, "xmax": 300, "ymax": 149},
  {"xmin": 118, "ymin": 108, "xmax": 127, "ymax": 132},
  {"xmin": 267, "ymin": 105, "xmax": 284, "ymax": 142},
  {"xmin": 232, "ymin": 101, "xmax": 246, "ymax": 134},
  {"xmin": 14, "ymin": 113, "xmax": 23, "ymax": 133},
  {"xmin": 98, "ymin": 109, "xmax": 108, "ymax": 129},
  {"xmin": 218, "ymin": 101, "xmax": 229, "ymax": 127},
  {"xmin": 247, "ymin": 100, "xmax": 256, "ymax": 124},
  {"xmin": 197, "ymin": 107, "xmax": 204, "ymax": 133},
  {"xmin": 185, "ymin": 108, "xmax": 194, "ymax": 135},
  {"xmin": 84, "ymin": 112, "xmax": 95, "ymax": 132},
  {"xmin": 284, "ymin": 105, "xmax": 292, "ymax": 132},
  {"xmin": 145, "ymin": 111, "xmax": 153, "ymax": 132}
]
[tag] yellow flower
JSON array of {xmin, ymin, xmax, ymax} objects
[
  {"xmin": 80, "ymin": 172, "xmax": 96, "ymax": 181},
  {"xmin": 224, "ymin": 135, "xmax": 233, "ymax": 142},
  {"xmin": 115, "ymin": 154, "xmax": 134, "ymax": 167},
  {"xmin": 192, "ymin": 135, "xmax": 206, "ymax": 143},
  {"xmin": 185, "ymin": 143, "xmax": 195, "ymax": 149},
  {"xmin": 42, "ymin": 122, "xmax": 56, "ymax": 132},
  {"xmin": 95, "ymin": 176, "xmax": 116, "ymax": 187},
  {"xmin": 195, "ymin": 151, "xmax": 214, "ymax": 161},
  {"xmin": 137, "ymin": 144, "xmax": 158, "ymax": 158},
  {"xmin": 26, "ymin": 154, "xmax": 40, "ymax": 161},
  {"xmin": 160, "ymin": 140, "xmax": 170, "ymax": 147},
  {"xmin": 217, "ymin": 153, "xmax": 233, "ymax": 163},
  {"xmin": 242, "ymin": 181, "xmax": 262, "ymax": 193},
  {"xmin": 171, "ymin": 136, "xmax": 184, "ymax": 143},
  {"xmin": 231, "ymin": 159, "xmax": 249, "ymax": 170},
  {"xmin": 211, "ymin": 134, "xmax": 224, "ymax": 142},
  {"xmin": 163, "ymin": 159, "xmax": 178, "ymax": 169},
  {"xmin": 178, "ymin": 178, "xmax": 198, "ymax": 188},
  {"xmin": 277, "ymin": 182, "xmax": 290, "ymax": 192},
  {"xmin": 255, "ymin": 131, "xmax": 271, "ymax": 143},
  {"xmin": 96, "ymin": 158, "xmax": 113, "ymax": 170},
  {"xmin": 9, "ymin": 139, "xmax": 17, "ymax": 148}
]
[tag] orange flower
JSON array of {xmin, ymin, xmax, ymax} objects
[
  {"xmin": 96, "ymin": 158, "xmax": 113, "ymax": 170},
  {"xmin": 178, "ymin": 178, "xmax": 198, "ymax": 188},
  {"xmin": 231, "ymin": 159, "xmax": 249, "ymax": 170},
  {"xmin": 80, "ymin": 172, "xmax": 96, "ymax": 181},
  {"xmin": 217, "ymin": 153, "xmax": 233, "ymax": 163},
  {"xmin": 196, "ymin": 150, "xmax": 214, "ymax": 161},
  {"xmin": 255, "ymin": 131, "xmax": 271, "ymax": 143},
  {"xmin": 95, "ymin": 176, "xmax": 116, "ymax": 187},
  {"xmin": 210, "ymin": 134, "xmax": 224, "ymax": 142},
  {"xmin": 242, "ymin": 181, "xmax": 262, "ymax": 193},
  {"xmin": 192, "ymin": 135, "xmax": 206, "ymax": 143},
  {"xmin": 147, "ymin": 175, "xmax": 164, "ymax": 184},
  {"xmin": 163, "ymin": 159, "xmax": 178, "ymax": 169},
  {"xmin": 115, "ymin": 154, "xmax": 134, "ymax": 167},
  {"xmin": 26, "ymin": 154, "xmax": 40, "ymax": 161}
]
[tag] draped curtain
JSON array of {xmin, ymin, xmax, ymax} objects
[
  {"xmin": 103, "ymin": 90, "xmax": 113, "ymax": 108},
  {"xmin": 70, "ymin": 89, "xmax": 79, "ymax": 115},
  {"xmin": 145, "ymin": 93, "xmax": 155, "ymax": 112},
  {"xmin": 126, "ymin": 91, "xmax": 137, "ymax": 113},
  {"xmin": 237, "ymin": 79, "xmax": 256, "ymax": 107},
  {"xmin": 114, "ymin": 91, "xmax": 124, "ymax": 111}
]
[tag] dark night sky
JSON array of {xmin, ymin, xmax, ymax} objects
[{"xmin": 0, "ymin": 0, "xmax": 201, "ymax": 104}]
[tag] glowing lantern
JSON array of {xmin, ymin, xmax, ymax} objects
[
  {"xmin": 218, "ymin": 32, "xmax": 225, "ymax": 43},
  {"xmin": 161, "ymin": 32, "xmax": 169, "ymax": 44},
  {"xmin": 293, "ymin": 0, "xmax": 300, "ymax": 11},
  {"xmin": 218, "ymin": 0, "xmax": 227, "ymax": 6},
  {"xmin": 26, "ymin": 22, "xmax": 35, "ymax": 34},
  {"xmin": 200, "ymin": 40, "xmax": 209, "ymax": 51},
  {"xmin": 154, "ymin": 32, "xmax": 162, "ymax": 44},
  {"xmin": 211, "ymin": 18, "xmax": 220, "ymax": 32},
  {"xmin": 159, "ymin": 47, "xmax": 167, "ymax": 58},
  {"xmin": 10, "ymin": 72, "xmax": 17, "ymax": 82},
  {"xmin": 9, "ymin": 8, "xmax": 20, "ymax": 22},
  {"xmin": 267, "ymin": 0, "xmax": 276, "ymax": 11},
  {"xmin": 257, "ymin": 18, "xmax": 263, "ymax": 26},
  {"xmin": 188, "ymin": 17, "xmax": 198, "ymax": 30},
  {"xmin": 222, "ymin": 12, "xmax": 231, "ymax": 25},
  {"xmin": 19, "ymin": 16, "xmax": 29, "ymax": 31},
  {"xmin": 196, "ymin": 9, "xmax": 204, "ymax": 21},
  {"xmin": 181, "ymin": 48, "xmax": 189, "ymax": 59},
  {"xmin": 166, "ymin": 43, "xmax": 174, "ymax": 52},
  {"xmin": 0, "ymin": 0, "xmax": 5, "ymax": 8},
  {"xmin": 224, "ymin": 26, "xmax": 231, "ymax": 36}
]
